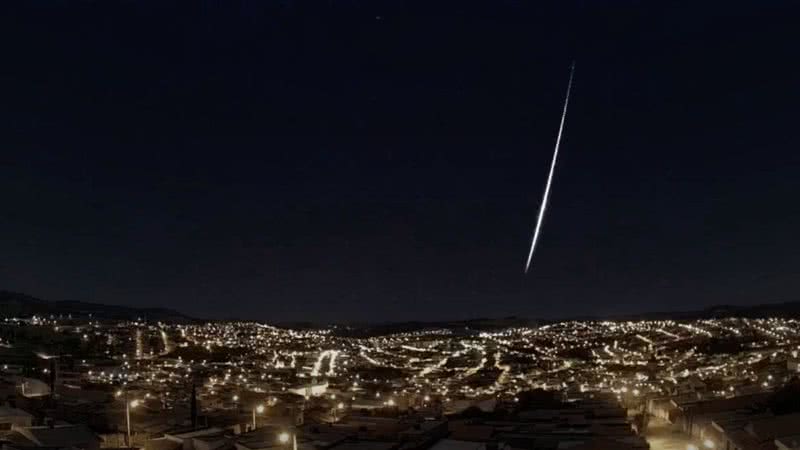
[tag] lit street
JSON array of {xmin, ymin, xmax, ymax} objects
[{"xmin": 645, "ymin": 417, "xmax": 695, "ymax": 450}]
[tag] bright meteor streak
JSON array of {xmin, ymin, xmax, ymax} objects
[{"xmin": 525, "ymin": 62, "xmax": 575, "ymax": 274}]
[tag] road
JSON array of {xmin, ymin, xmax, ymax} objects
[{"xmin": 645, "ymin": 417, "xmax": 695, "ymax": 450}]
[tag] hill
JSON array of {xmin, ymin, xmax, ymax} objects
[
  {"xmin": 327, "ymin": 317, "xmax": 539, "ymax": 337},
  {"xmin": 3, "ymin": 289, "xmax": 800, "ymax": 328},
  {"xmin": 0, "ymin": 290, "xmax": 192, "ymax": 322},
  {"xmin": 333, "ymin": 301, "xmax": 800, "ymax": 336},
  {"xmin": 620, "ymin": 301, "xmax": 800, "ymax": 321}
]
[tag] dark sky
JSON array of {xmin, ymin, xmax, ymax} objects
[{"xmin": 1, "ymin": 1, "xmax": 799, "ymax": 322}]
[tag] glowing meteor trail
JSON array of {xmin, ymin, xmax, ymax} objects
[{"xmin": 525, "ymin": 62, "xmax": 575, "ymax": 274}]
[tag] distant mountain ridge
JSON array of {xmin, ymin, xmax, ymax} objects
[
  {"xmin": 620, "ymin": 301, "xmax": 800, "ymax": 321},
  {"xmin": 2, "ymin": 289, "xmax": 800, "ymax": 326},
  {"xmin": 316, "ymin": 317, "xmax": 540, "ymax": 337},
  {"xmin": 0, "ymin": 290, "xmax": 192, "ymax": 322},
  {"xmin": 328, "ymin": 301, "xmax": 800, "ymax": 336}
]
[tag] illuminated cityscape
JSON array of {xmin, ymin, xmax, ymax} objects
[
  {"xmin": 4, "ymin": 310, "xmax": 800, "ymax": 449},
  {"xmin": 3, "ymin": 0, "xmax": 800, "ymax": 449}
]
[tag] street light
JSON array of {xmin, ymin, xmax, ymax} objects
[
  {"xmin": 278, "ymin": 431, "xmax": 296, "ymax": 449},
  {"xmin": 331, "ymin": 401, "xmax": 345, "ymax": 423},
  {"xmin": 125, "ymin": 394, "xmax": 139, "ymax": 447},
  {"xmin": 278, "ymin": 431, "xmax": 297, "ymax": 450},
  {"xmin": 252, "ymin": 404, "xmax": 265, "ymax": 430}
]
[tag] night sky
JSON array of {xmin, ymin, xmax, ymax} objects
[{"xmin": 1, "ymin": 1, "xmax": 799, "ymax": 322}]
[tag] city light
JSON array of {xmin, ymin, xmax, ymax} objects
[
  {"xmin": 2, "ymin": 10, "xmax": 794, "ymax": 450},
  {"xmin": 7, "ymin": 300, "xmax": 799, "ymax": 450}
]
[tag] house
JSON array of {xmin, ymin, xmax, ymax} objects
[
  {"xmin": 163, "ymin": 427, "xmax": 228, "ymax": 450},
  {"xmin": 10, "ymin": 424, "xmax": 100, "ymax": 450},
  {"xmin": 0, "ymin": 406, "xmax": 33, "ymax": 430},
  {"xmin": 18, "ymin": 379, "xmax": 50, "ymax": 398},
  {"xmin": 776, "ymin": 434, "xmax": 800, "ymax": 450}
]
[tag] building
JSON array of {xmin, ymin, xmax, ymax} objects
[
  {"xmin": 0, "ymin": 406, "xmax": 32, "ymax": 430},
  {"xmin": 7, "ymin": 424, "xmax": 100, "ymax": 450}
]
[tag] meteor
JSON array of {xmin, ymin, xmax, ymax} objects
[{"xmin": 525, "ymin": 62, "xmax": 575, "ymax": 274}]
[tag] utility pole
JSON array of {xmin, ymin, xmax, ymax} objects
[
  {"xmin": 125, "ymin": 390, "xmax": 131, "ymax": 447},
  {"xmin": 190, "ymin": 384, "xmax": 198, "ymax": 429}
]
